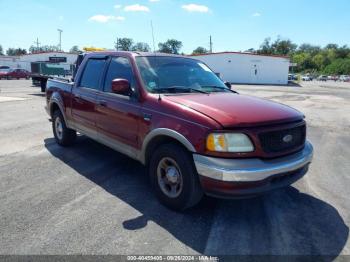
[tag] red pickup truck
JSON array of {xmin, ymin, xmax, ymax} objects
[{"xmin": 45, "ymin": 51, "xmax": 313, "ymax": 210}]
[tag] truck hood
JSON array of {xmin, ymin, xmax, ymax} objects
[{"xmin": 164, "ymin": 93, "xmax": 303, "ymax": 128}]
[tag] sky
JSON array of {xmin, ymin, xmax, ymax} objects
[{"xmin": 0, "ymin": 0, "xmax": 349, "ymax": 54}]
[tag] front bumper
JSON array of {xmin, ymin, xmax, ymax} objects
[{"xmin": 194, "ymin": 141, "xmax": 313, "ymax": 198}]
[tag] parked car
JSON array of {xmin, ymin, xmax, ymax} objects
[
  {"xmin": 45, "ymin": 52, "xmax": 314, "ymax": 211},
  {"xmin": 339, "ymin": 75, "xmax": 350, "ymax": 82},
  {"xmin": 318, "ymin": 75, "xmax": 328, "ymax": 81},
  {"xmin": 302, "ymin": 75, "xmax": 312, "ymax": 81},
  {"xmin": 0, "ymin": 68, "xmax": 31, "ymax": 80}
]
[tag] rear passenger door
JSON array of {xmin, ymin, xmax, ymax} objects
[
  {"xmin": 96, "ymin": 56, "xmax": 142, "ymax": 151},
  {"xmin": 72, "ymin": 57, "xmax": 107, "ymax": 136}
]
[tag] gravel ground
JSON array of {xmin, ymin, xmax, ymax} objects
[{"xmin": 0, "ymin": 80, "xmax": 349, "ymax": 258}]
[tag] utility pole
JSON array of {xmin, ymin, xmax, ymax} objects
[
  {"xmin": 209, "ymin": 35, "xmax": 213, "ymax": 53},
  {"xmin": 57, "ymin": 29, "xmax": 63, "ymax": 51},
  {"xmin": 33, "ymin": 38, "xmax": 41, "ymax": 53}
]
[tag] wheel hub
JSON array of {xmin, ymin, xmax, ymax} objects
[
  {"xmin": 166, "ymin": 167, "xmax": 180, "ymax": 184},
  {"xmin": 157, "ymin": 157, "xmax": 183, "ymax": 198},
  {"xmin": 55, "ymin": 117, "xmax": 63, "ymax": 140}
]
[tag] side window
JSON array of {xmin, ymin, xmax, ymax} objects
[
  {"xmin": 104, "ymin": 57, "xmax": 135, "ymax": 93},
  {"xmin": 80, "ymin": 59, "xmax": 107, "ymax": 90}
]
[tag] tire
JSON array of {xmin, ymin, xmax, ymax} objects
[
  {"xmin": 52, "ymin": 110, "xmax": 76, "ymax": 147},
  {"xmin": 149, "ymin": 143, "xmax": 203, "ymax": 211},
  {"xmin": 40, "ymin": 81, "xmax": 46, "ymax": 92}
]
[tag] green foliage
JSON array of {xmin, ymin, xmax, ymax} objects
[
  {"xmin": 0, "ymin": 45, "xmax": 3, "ymax": 56},
  {"xmin": 6, "ymin": 48, "xmax": 27, "ymax": 56},
  {"xmin": 158, "ymin": 39, "xmax": 183, "ymax": 54},
  {"xmin": 132, "ymin": 42, "xmax": 151, "ymax": 52},
  {"xmin": 323, "ymin": 59, "xmax": 350, "ymax": 75},
  {"xmin": 70, "ymin": 45, "xmax": 81, "ymax": 54},
  {"xmin": 115, "ymin": 38, "xmax": 134, "ymax": 51},
  {"xmin": 192, "ymin": 46, "xmax": 209, "ymax": 55},
  {"xmin": 29, "ymin": 45, "xmax": 59, "ymax": 53},
  {"xmin": 257, "ymin": 37, "xmax": 350, "ymax": 74}
]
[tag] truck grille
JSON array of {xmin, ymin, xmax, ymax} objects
[{"xmin": 258, "ymin": 124, "xmax": 306, "ymax": 154}]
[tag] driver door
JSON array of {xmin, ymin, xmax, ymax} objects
[{"xmin": 96, "ymin": 56, "xmax": 142, "ymax": 152}]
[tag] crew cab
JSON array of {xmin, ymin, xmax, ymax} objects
[{"xmin": 45, "ymin": 51, "xmax": 313, "ymax": 210}]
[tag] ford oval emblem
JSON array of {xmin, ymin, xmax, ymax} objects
[{"xmin": 283, "ymin": 134, "xmax": 293, "ymax": 143}]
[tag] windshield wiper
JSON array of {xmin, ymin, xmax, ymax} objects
[
  {"xmin": 202, "ymin": 85, "xmax": 238, "ymax": 94},
  {"xmin": 154, "ymin": 86, "xmax": 209, "ymax": 94}
]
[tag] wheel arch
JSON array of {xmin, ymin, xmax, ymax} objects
[
  {"xmin": 141, "ymin": 129, "xmax": 196, "ymax": 165},
  {"xmin": 49, "ymin": 94, "xmax": 67, "ymax": 124}
]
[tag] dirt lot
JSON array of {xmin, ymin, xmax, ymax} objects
[{"xmin": 0, "ymin": 80, "xmax": 349, "ymax": 257}]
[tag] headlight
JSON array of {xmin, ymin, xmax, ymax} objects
[{"xmin": 206, "ymin": 133, "xmax": 254, "ymax": 153}]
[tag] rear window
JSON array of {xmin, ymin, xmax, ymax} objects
[{"xmin": 80, "ymin": 59, "xmax": 107, "ymax": 90}]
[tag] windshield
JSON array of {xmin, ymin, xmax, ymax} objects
[
  {"xmin": 135, "ymin": 56, "xmax": 229, "ymax": 94},
  {"xmin": 0, "ymin": 69, "xmax": 10, "ymax": 73}
]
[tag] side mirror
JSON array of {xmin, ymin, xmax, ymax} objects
[
  {"xmin": 111, "ymin": 78, "xmax": 132, "ymax": 96},
  {"xmin": 224, "ymin": 82, "xmax": 231, "ymax": 89}
]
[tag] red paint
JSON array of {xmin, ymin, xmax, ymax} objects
[
  {"xmin": 0, "ymin": 68, "xmax": 30, "ymax": 79},
  {"xmin": 46, "ymin": 51, "xmax": 304, "ymax": 160}
]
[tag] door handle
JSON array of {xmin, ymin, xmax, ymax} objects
[
  {"xmin": 98, "ymin": 100, "xmax": 107, "ymax": 107},
  {"xmin": 143, "ymin": 113, "xmax": 152, "ymax": 121}
]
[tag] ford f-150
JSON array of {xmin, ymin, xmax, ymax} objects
[{"xmin": 45, "ymin": 51, "xmax": 313, "ymax": 210}]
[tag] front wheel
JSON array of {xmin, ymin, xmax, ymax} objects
[
  {"xmin": 149, "ymin": 144, "xmax": 203, "ymax": 211},
  {"xmin": 52, "ymin": 110, "xmax": 76, "ymax": 146}
]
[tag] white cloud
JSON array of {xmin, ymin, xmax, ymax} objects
[
  {"xmin": 114, "ymin": 4, "xmax": 122, "ymax": 9},
  {"xmin": 89, "ymin": 15, "xmax": 125, "ymax": 23},
  {"xmin": 252, "ymin": 12, "xmax": 261, "ymax": 17},
  {"xmin": 124, "ymin": 4, "xmax": 150, "ymax": 12},
  {"xmin": 149, "ymin": 0, "xmax": 160, "ymax": 2},
  {"xmin": 182, "ymin": 4, "xmax": 209, "ymax": 13}
]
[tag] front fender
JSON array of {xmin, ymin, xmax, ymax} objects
[{"xmin": 140, "ymin": 128, "xmax": 196, "ymax": 164}]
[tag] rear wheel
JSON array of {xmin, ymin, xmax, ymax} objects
[
  {"xmin": 149, "ymin": 143, "xmax": 203, "ymax": 211},
  {"xmin": 52, "ymin": 110, "xmax": 76, "ymax": 146}
]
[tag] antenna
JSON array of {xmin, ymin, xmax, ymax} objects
[
  {"xmin": 150, "ymin": 20, "xmax": 161, "ymax": 101},
  {"xmin": 151, "ymin": 20, "xmax": 156, "ymax": 53}
]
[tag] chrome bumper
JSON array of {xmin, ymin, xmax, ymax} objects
[{"xmin": 194, "ymin": 141, "xmax": 313, "ymax": 182}]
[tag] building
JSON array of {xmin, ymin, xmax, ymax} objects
[
  {"xmin": 0, "ymin": 52, "xmax": 78, "ymax": 72},
  {"xmin": 192, "ymin": 52, "xmax": 290, "ymax": 85}
]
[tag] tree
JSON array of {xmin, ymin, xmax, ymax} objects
[
  {"xmin": 29, "ymin": 45, "xmax": 59, "ymax": 54},
  {"xmin": 257, "ymin": 37, "xmax": 273, "ymax": 55},
  {"xmin": 245, "ymin": 48, "xmax": 256, "ymax": 53},
  {"xmin": 297, "ymin": 44, "xmax": 321, "ymax": 55},
  {"xmin": 271, "ymin": 37, "xmax": 297, "ymax": 55},
  {"xmin": 325, "ymin": 43, "xmax": 339, "ymax": 50},
  {"xmin": 6, "ymin": 48, "xmax": 27, "ymax": 56},
  {"xmin": 132, "ymin": 42, "xmax": 151, "ymax": 52},
  {"xmin": 192, "ymin": 46, "xmax": 208, "ymax": 55},
  {"xmin": 70, "ymin": 45, "xmax": 81, "ymax": 54},
  {"xmin": 291, "ymin": 53, "xmax": 313, "ymax": 72},
  {"xmin": 323, "ymin": 59, "xmax": 350, "ymax": 75},
  {"xmin": 158, "ymin": 39, "xmax": 183, "ymax": 54},
  {"xmin": 115, "ymin": 38, "xmax": 134, "ymax": 51},
  {"xmin": 0, "ymin": 45, "xmax": 3, "ymax": 56},
  {"xmin": 258, "ymin": 37, "xmax": 297, "ymax": 56}
]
